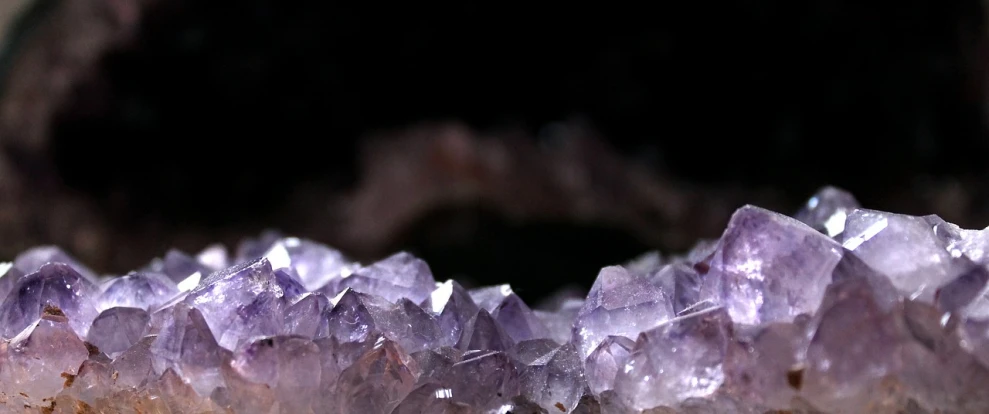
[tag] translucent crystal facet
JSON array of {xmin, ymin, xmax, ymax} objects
[
  {"xmin": 572, "ymin": 266, "xmax": 674, "ymax": 358},
  {"xmin": 0, "ymin": 263, "xmax": 99, "ymax": 339},
  {"xmin": 701, "ymin": 205, "xmax": 843, "ymax": 325},
  {"xmin": 2, "ymin": 187, "xmax": 989, "ymax": 412}
]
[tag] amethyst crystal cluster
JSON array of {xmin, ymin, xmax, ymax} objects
[{"xmin": 3, "ymin": 187, "xmax": 989, "ymax": 413}]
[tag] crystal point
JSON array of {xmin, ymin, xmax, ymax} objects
[
  {"xmin": 13, "ymin": 246, "xmax": 97, "ymax": 282},
  {"xmin": 327, "ymin": 251, "xmax": 435, "ymax": 304},
  {"xmin": 264, "ymin": 237, "xmax": 359, "ymax": 291},
  {"xmin": 841, "ymin": 209, "xmax": 969, "ymax": 301},
  {"xmin": 98, "ymin": 271, "xmax": 180, "ymax": 311},
  {"xmin": 794, "ymin": 186, "xmax": 860, "ymax": 237},
  {"xmin": 458, "ymin": 309, "xmax": 515, "ymax": 353},
  {"xmin": 0, "ymin": 262, "xmax": 100, "ymax": 339},
  {"xmin": 573, "ymin": 265, "xmax": 673, "ymax": 359},
  {"xmin": 702, "ymin": 205, "xmax": 843, "ymax": 325},
  {"xmin": 614, "ymin": 307, "xmax": 732, "ymax": 411}
]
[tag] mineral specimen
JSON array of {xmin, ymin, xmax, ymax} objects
[{"xmin": 2, "ymin": 185, "xmax": 989, "ymax": 413}]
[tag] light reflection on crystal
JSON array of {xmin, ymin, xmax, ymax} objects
[{"xmin": 1, "ymin": 186, "xmax": 989, "ymax": 412}]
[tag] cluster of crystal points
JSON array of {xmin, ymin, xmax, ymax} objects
[{"xmin": 4, "ymin": 188, "xmax": 989, "ymax": 413}]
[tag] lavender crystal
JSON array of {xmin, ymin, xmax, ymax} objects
[{"xmin": 2, "ymin": 186, "xmax": 989, "ymax": 413}]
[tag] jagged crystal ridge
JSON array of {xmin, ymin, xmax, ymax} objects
[{"xmin": 1, "ymin": 185, "xmax": 989, "ymax": 413}]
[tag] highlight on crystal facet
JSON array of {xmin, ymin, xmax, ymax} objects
[{"xmin": 0, "ymin": 185, "xmax": 988, "ymax": 413}]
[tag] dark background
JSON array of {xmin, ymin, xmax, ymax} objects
[{"xmin": 2, "ymin": 0, "xmax": 989, "ymax": 302}]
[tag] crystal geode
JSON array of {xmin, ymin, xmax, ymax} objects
[{"xmin": 2, "ymin": 186, "xmax": 989, "ymax": 413}]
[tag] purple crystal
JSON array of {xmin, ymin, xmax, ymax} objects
[
  {"xmin": 447, "ymin": 350, "xmax": 520, "ymax": 410},
  {"xmin": 0, "ymin": 262, "xmax": 24, "ymax": 303},
  {"xmin": 411, "ymin": 347, "xmax": 459, "ymax": 383},
  {"xmin": 828, "ymin": 249, "xmax": 901, "ymax": 311},
  {"xmin": 333, "ymin": 337, "xmax": 420, "ymax": 413},
  {"xmin": 423, "ymin": 280, "xmax": 480, "ymax": 347},
  {"xmin": 87, "ymin": 307, "xmax": 150, "ymax": 358},
  {"xmin": 325, "ymin": 289, "xmax": 377, "ymax": 343},
  {"xmin": 234, "ymin": 230, "xmax": 284, "ymax": 263},
  {"xmin": 514, "ymin": 338, "xmax": 559, "ymax": 364},
  {"xmin": 492, "ymin": 293, "xmax": 551, "ymax": 343},
  {"xmin": 613, "ymin": 308, "xmax": 732, "ymax": 410},
  {"xmin": 0, "ymin": 307, "xmax": 90, "ymax": 406},
  {"xmin": 196, "ymin": 244, "xmax": 230, "ymax": 271},
  {"xmin": 112, "ymin": 335, "xmax": 156, "ymax": 389},
  {"xmin": 325, "ymin": 251, "xmax": 436, "ymax": 304},
  {"xmin": 147, "ymin": 249, "xmax": 215, "ymax": 284},
  {"xmin": 183, "ymin": 258, "xmax": 288, "ymax": 349},
  {"xmin": 801, "ymin": 276, "xmax": 907, "ymax": 410},
  {"xmin": 584, "ymin": 335, "xmax": 635, "ymax": 395},
  {"xmin": 535, "ymin": 297, "xmax": 583, "ymax": 345},
  {"xmin": 840, "ymin": 209, "xmax": 968, "ymax": 301},
  {"xmin": 701, "ymin": 205, "xmax": 843, "ymax": 325},
  {"xmin": 149, "ymin": 303, "xmax": 229, "ymax": 396},
  {"xmin": 264, "ymin": 237, "xmax": 360, "ymax": 291},
  {"xmin": 936, "ymin": 264, "xmax": 989, "ymax": 317},
  {"xmin": 274, "ymin": 268, "xmax": 307, "ymax": 299},
  {"xmin": 381, "ymin": 298, "xmax": 443, "ymax": 353},
  {"xmin": 518, "ymin": 342, "xmax": 585, "ymax": 412},
  {"xmin": 724, "ymin": 322, "xmax": 806, "ymax": 409},
  {"xmin": 13, "ymin": 246, "xmax": 98, "ymax": 282},
  {"xmin": 97, "ymin": 271, "xmax": 180, "ymax": 311},
  {"xmin": 0, "ymin": 262, "xmax": 100, "ymax": 338},
  {"xmin": 794, "ymin": 186, "xmax": 860, "ymax": 237},
  {"xmin": 469, "ymin": 284, "xmax": 515, "ymax": 312},
  {"xmin": 457, "ymin": 309, "xmax": 515, "ymax": 353},
  {"xmin": 227, "ymin": 336, "xmax": 322, "ymax": 411},
  {"xmin": 284, "ymin": 292, "xmax": 331, "ymax": 338},
  {"xmin": 4, "ymin": 187, "xmax": 989, "ymax": 411},
  {"xmin": 653, "ymin": 262, "xmax": 705, "ymax": 315},
  {"xmin": 572, "ymin": 265, "xmax": 674, "ymax": 358}
]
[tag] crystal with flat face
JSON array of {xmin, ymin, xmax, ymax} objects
[
  {"xmin": 98, "ymin": 271, "xmax": 180, "ymax": 311},
  {"xmin": 585, "ymin": 335, "xmax": 635, "ymax": 395},
  {"xmin": 423, "ymin": 279, "xmax": 479, "ymax": 347},
  {"xmin": 227, "ymin": 336, "xmax": 323, "ymax": 412},
  {"xmin": 457, "ymin": 309, "xmax": 515, "ymax": 353},
  {"xmin": 333, "ymin": 337, "xmax": 420, "ymax": 414},
  {"xmin": 182, "ymin": 258, "xmax": 288, "ymax": 349},
  {"xmin": 148, "ymin": 303, "xmax": 229, "ymax": 396},
  {"xmin": 264, "ymin": 237, "xmax": 360, "ymax": 291},
  {"xmin": 572, "ymin": 265, "xmax": 674, "ymax": 359},
  {"xmin": 324, "ymin": 252, "xmax": 436, "ymax": 304},
  {"xmin": 0, "ymin": 307, "xmax": 90, "ymax": 407},
  {"xmin": 0, "ymin": 262, "xmax": 99, "ymax": 339},
  {"xmin": 447, "ymin": 350, "xmax": 521, "ymax": 410},
  {"xmin": 841, "ymin": 209, "xmax": 969, "ymax": 302},
  {"xmin": 701, "ymin": 205, "xmax": 843, "ymax": 325},
  {"xmin": 518, "ymin": 342, "xmax": 585, "ymax": 412},
  {"xmin": 87, "ymin": 306, "xmax": 150, "ymax": 358},
  {"xmin": 794, "ymin": 186, "xmax": 860, "ymax": 237},
  {"xmin": 111, "ymin": 335, "xmax": 157, "ymax": 389},
  {"xmin": 613, "ymin": 308, "xmax": 733, "ymax": 411}
]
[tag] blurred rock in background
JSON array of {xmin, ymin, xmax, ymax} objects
[{"xmin": 1, "ymin": 0, "xmax": 988, "ymax": 300}]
